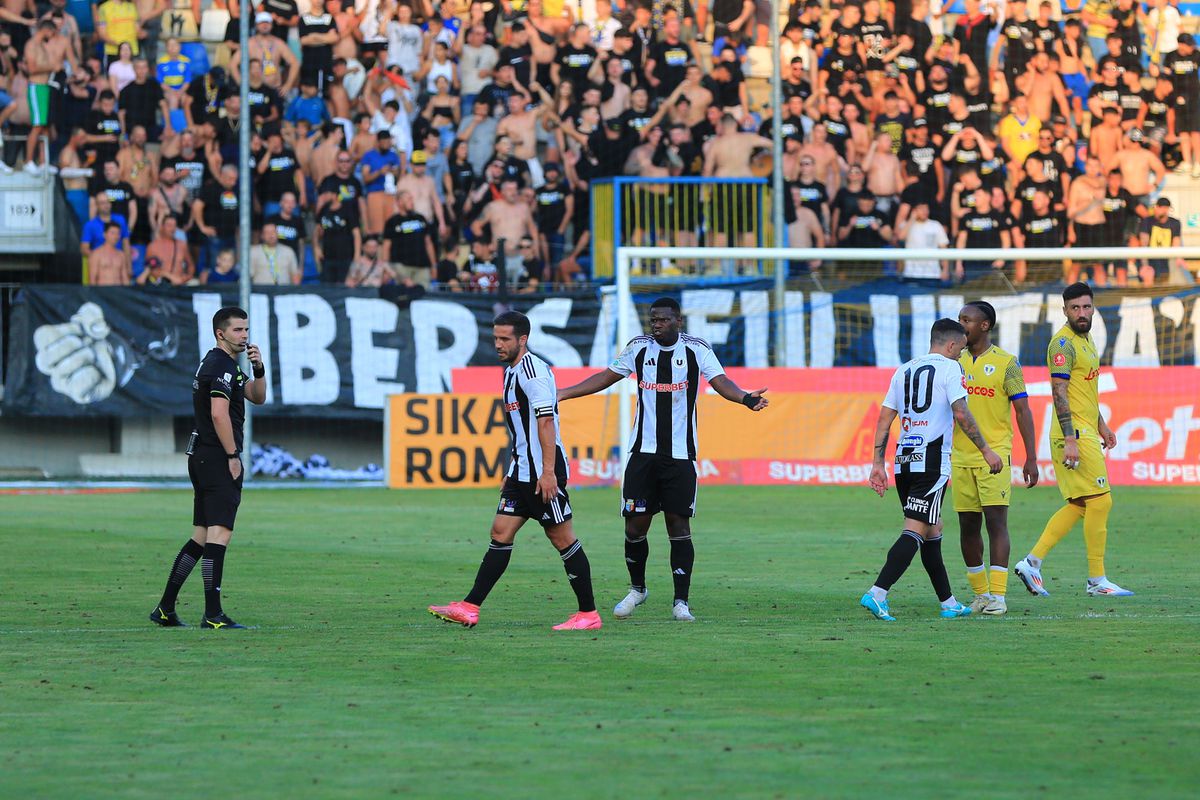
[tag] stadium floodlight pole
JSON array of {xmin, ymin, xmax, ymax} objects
[
  {"xmin": 238, "ymin": 0, "xmax": 253, "ymax": 481},
  {"xmin": 770, "ymin": 0, "xmax": 787, "ymax": 366}
]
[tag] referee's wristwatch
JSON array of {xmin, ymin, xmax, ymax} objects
[{"xmin": 227, "ymin": 452, "xmax": 240, "ymax": 460}]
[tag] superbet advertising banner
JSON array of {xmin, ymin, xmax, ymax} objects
[{"xmin": 415, "ymin": 367, "xmax": 1200, "ymax": 489}]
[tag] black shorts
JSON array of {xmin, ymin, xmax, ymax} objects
[
  {"xmin": 894, "ymin": 470, "xmax": 948, "ymax": 526},
  {"xmin": 1073, "ymin": 221, "xmax": 1107, "ymax": 252},
  {"xmin": 189, "ymin": 447, "xmax": 243, "ymax": 530},
  {"xmin": 1176, "ymin": 104, "xmax": 1200, "ymax": 134},
  {"xmin": 621, "ymin": 452, "xmax": 698, "ymax": 518},
  {"xmin": 496, "ymin": 476, "xmax": 572, "ymax": 528}
]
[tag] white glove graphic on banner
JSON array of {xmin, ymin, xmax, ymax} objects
[{"xmin": 34, "ymin": 302, "xmax": 119, "ymax": 404}]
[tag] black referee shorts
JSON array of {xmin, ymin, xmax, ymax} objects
[
  {"xmin": 496, "ymin": 476, "xmax": 573, "ymax": 529},
  {"xmin": 622, "ymin": 453, "xmax": 698, "ymax": 518},
  {"xmin": 895, "ymin": 470, "xmax": 948, "ymax": 526},
  {"xmin": 189, "ymin": 447, "xmax": 243, "ymax": 530}
]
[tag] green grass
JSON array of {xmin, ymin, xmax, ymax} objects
[{"xmin": 1, "ymin": 486, "xmax": 1197, "ymax": 799}]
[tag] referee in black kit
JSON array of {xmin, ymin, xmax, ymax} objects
[{"xmin": 150, "ymin": 307, "xmax": 266, "ymax": 629}]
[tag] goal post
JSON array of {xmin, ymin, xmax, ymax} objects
[{"xmin": 611, "ymin": 244, "xmax": 1200, "ymax": 483}]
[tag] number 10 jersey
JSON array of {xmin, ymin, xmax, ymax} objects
[{"xmin": 881, "ymin": 352, "xmax": 969, "ymax": 479}]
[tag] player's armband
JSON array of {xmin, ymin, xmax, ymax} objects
[{"xmin": 533, "ymin": 404, "xmax": 555, "ymax": 418}]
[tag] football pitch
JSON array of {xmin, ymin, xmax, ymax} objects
[{"xmin": 2, "ymin": 485, "xmax": 1197, "ymax": 799}]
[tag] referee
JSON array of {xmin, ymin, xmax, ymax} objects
[
  {"xmin": 557, "ymin": 297, "xmax": 769, "ymax": 622},
  {"xmin": 150, "ymin": 307, "xmax": 266, "ymax": 629}
]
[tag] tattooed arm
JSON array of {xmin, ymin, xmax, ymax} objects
[
  {"xmin": 952, "ymin": 398, "xmax": 1004, "ymax": 473},
  {"xmin": 1051, "ymin": 375, "xmax": 1082, "ymax": 469},
  {"xmin": 868, "ymin": 406, "xmax": 898, "ymax": 497}
]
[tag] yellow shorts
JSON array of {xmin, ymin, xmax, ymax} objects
[
  {"xmin": 952, "ymin": 463, "xmax": 1012, "ymax": 512},
  {"xmin": 1051, "ymin": 436, "xmax": 1111, "ymax": 501}
]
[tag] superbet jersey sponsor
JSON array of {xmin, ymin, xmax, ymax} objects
[
  {"xmin": 609, "ymin": 334, "xmax": 725, "ymax": 461},
  {"xmin": 881, "ymin": 353, "xmax": 968, "ymax": 479}
]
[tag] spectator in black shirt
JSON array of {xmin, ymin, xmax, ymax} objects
[
  {"xmin": 953, "ymin": 0, "xmax": 994, "ymax": 78},
  {"xmin": 244, "ymin": 59, "xmax": 282, "ymax": 126},
  {"xmin": 193, "ymin": 164, "xmax": 241, "ymax": 274},
  {"xmin": 299, "ymin": 0, "xmax": 337, "ymax": 89},
  {"xmin": 85, "ymin": 90, "xmax": 121, "ymax": 166},
  {"xmin": 266, "ymin": 191, "xmax": 305, "ymax": 264},
  {"xmin": 264, "ymin": 0, "xmax": 300, "ymax": 42},
  {"xmin": 315, "ymin": 194, "xmax": 361, "ymax": 284},
  {"xmin": 317, "ymin": 151, "xmax": 367, "ymax": 229},
  {"xmin": 382, "ymin": 190, "xmax": 437, "ymax": 288},
  {"xmin": 645, "ymin": 14, "xmax": 690, "ymax": 98},
  {"xmin": 498, "ymin": 22, "xmax": 533, "ymax": 88},
  {"xmin": 186, "ymin": 67, "xmax": 227, "ymax": 129},
  {"xmin": 89, "ymin": 159, "xmax": 137, "ymax": 231},
  {"xmin": 554, "ymin": 23, "xmax": 600, "ymax": 101},
  {"xmin": 118, "ymin": 59, "xmax": 164, "ymax": 140},
  {"xmin": 956, "ymin": 188, "xmax": 1011, "ymax": 274},
  {"xmin": 534, "ymin": 162, "xmax": 572, "ymax": 271},
  {"xmin": 1162, "ymin": 34, "xmax": 1200, "ymax": 177},
  {"xmin": 256, "ymin": 128, "xmax": 305, "ymax": 217},
  {"xmin": 838, "ymin": 192, "xmax": 894, "ymax": 248}
]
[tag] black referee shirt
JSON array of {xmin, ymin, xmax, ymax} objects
[{"xmin": 193, "ymin": 348, "xmax": 246, "ymax": 451}]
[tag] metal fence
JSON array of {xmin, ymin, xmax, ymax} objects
[{"xmin": 590, "ymin": 177, "xmax": 774, "ymax": 279}]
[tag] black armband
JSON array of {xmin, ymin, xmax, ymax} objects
[
  {"xmin": 252, "ymin": 364, "xmax": 265, "ymax": 379},
  {"xmin": 227, "ymin": 452, "xmax": 240, "ymax": 460},
  {"xmin": 741, "ymin": 393, "xmax": 758, "ymax": 409}
]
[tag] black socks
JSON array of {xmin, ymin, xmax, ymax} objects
[
  {"xmin": 201, "ymin": 542, "xmax": 227, "ymax": 618},
  {"xmin": 874, "ymin": 531, "xmax": 923, "ymax": 591},
  {"xmin": 558, "ymin": 540, "xmax": 595, "ymax": 612},
  {"xmin": 669, "ymin": 534, "xmax": 694, "ymax": 603},
  {"xmin": 624, "ymin": 533, "xmax": 648, "ymax": 592},
  {"xmin": 464, "ymin": 539, "xmax": 513, "ymax": 606},
  {"xmin": 920, "ymin": 535, "xmax": 954, "ymax": 603},
  {"xmin": 159, "ymin": 538, "xmax": 204, "ymax": 611}
]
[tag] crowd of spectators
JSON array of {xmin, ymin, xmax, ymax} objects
[{"xmin": 0, "ymin": 0, "xmax": 1195, "ymax": 288}]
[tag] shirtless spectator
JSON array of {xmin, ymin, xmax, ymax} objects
[
  {"xmin": 144, "ymin": 215, "xmax": 194, "ymax": 284},
  {"xmin": 89, "ymin": 222, "xmax": 132, "ymax": 286},
  {"xmin": 471, "ymin": 177, "xmax": 538, "ymax": 282},
  {"xmin": 1067, "ymin": 157, "xmax": 1110, "ymax": 285},
  {"xmin": 1089, "ymin": 106, "xmax": 1125, "ymax": 172},
  {"xmin": 395, "ymin": 149, "xmax": 448, "ymax": 239},
  {"xmin": 863, "ymin": 133, "xmax": 904, "ymax": 214},
  {"xmin": 242, "ymin": 12, "xmax": 298, "ymax": 95},
  {"xmin": 703, "ymin": 114, "xmax": 772, "ymax": 247},
  {"xmin": 23, "ymin": 19, "xmax": 75, "ymax": 172}
]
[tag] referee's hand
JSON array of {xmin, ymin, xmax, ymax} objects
[{"xmin": 246, "ymin": 343, "xmax": 263, "ymax": 370}]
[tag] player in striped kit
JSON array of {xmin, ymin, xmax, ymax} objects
[
  {"xmin": 557, "ymin": 297, "xmax": 769, "ymax": 622},
  {"xmin": 428, "ymin": 312, "xmax": 602, "ymax": 631},
  {"xmin": 862, "ymin": 319, "xmax": 1005, "ymax": 621}
]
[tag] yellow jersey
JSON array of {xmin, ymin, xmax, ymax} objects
[
  {"xmin": 97, "ymin": 0, "xmax": 141, "ymax": 57},
  {"xmin": 953, "ymin": 345, "xmax": 1027, "ymax": 467},
  {"xmin": 1047, "ymin": 324, "xmax": 1102, "ymax": 440}
]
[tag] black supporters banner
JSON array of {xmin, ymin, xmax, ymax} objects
[{"xmin": 2, "ymin": 287, "xmax": 603, "ymax": 418}]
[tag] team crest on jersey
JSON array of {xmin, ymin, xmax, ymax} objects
[
  {"xmin": 1053, "ymin": 353, "xmax": 1067, "ymax": 366},
  {"xmin": 984, "ymin": 364, "xmax": 996, "ymax": 376},
  {"xmin": 1096, "ymin": 476, "xmax": 1107, "ymax": 487}
]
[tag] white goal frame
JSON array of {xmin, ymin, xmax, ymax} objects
[{"xmin": 612, "ymin": 244, "xmax": 1200, "ymax": 470}]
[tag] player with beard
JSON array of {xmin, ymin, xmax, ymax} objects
[
  {"xmin": 428, "ymin": 312, "xmax": 601, "ymax": 631},
  {"xmin": 556, "ymin": 298, "xmax": 769, "ymax": 622},
  {"xmin": 1015, "ymin": 283, "xmax": 1133, "ymax": 599}
]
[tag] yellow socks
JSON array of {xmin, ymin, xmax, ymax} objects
[
  {"xmin": 966, "ymin": 565, "xmax": 989, "ymax": 596},
  {"xmin": 1083, "ymin": 493, "xmax": 1113, "ymax": 580},
  {"xmin": 1031, "ymin": 503, "xmax": 1085, "ymax": 560},
  {"xmin": 989, "ymin": 566, "xmax": 1008, "ymax": 597}
]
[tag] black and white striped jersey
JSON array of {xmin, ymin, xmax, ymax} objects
[
  {"xmin": 503, "ymin": 352, "xmax": 568, "ymax": 483},
  {"xmin": 881, "ymin": 353, "xmax": 968, "ymax": 478},
  {"xmin": 609, "ymin": 334, "xmax": 725, "ymax": 461}
]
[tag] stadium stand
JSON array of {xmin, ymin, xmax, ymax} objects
[{"xmin": 0, "ymin": 0, "xmax": 1196, "ymax": 289}]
